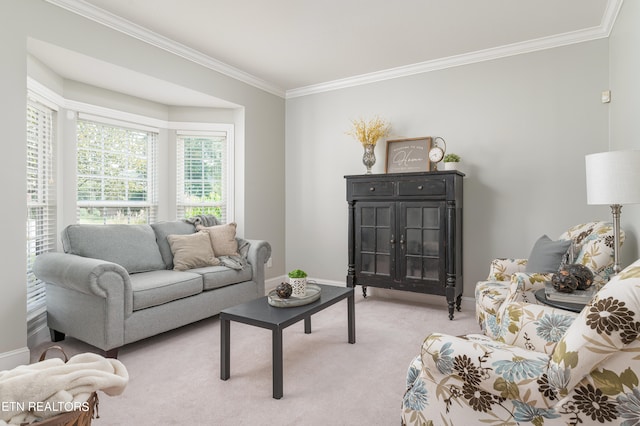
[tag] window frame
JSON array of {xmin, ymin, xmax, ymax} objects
[
  {"xmin": 26, "ymin": 96, "xmax": 57, "ymax": 319},
  {"xmin": 175, "ymin": 125, "xmax": 234, "ymax": 222},
  {"xmin": 76, "ymin": 113, "xmax": 159, "ymax": 225}
]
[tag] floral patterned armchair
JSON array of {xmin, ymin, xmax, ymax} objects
[
  {"xmin": 475, "ymin": 221, "xmax": 621, "ymax": 338},
  {"xmin": 402, "ymin": 258, "xmax": 640, "ymax": 425}
]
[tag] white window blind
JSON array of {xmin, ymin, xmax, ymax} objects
[
  {"xmin": 26, "ymin": 100, "xmax": 56, "ymax": 316},
  {"xmin": 76, "ymin": 119, "xmax": 158, "ymax": 224},
  {"xmin": 176, "ymin": 132, "xmax": 229, "ymax": 222}
]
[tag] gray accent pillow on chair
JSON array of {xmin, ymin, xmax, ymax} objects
[{"xmin": 525, "ymin": 234, "xmax": 572, "ymax": 273}]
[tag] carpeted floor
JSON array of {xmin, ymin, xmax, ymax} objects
[{"xmin": 31, "ymin": 290, "xmax": 478, "ymax": 425}]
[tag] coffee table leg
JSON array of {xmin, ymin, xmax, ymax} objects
[
  {"xmin": 304, "ymin": 316, "xmax": 311, "ymax": 334},
  {"xmin": 348, "ymin": 293, "xmax": 356, "ymax": 344},
  {"xmin": 220, "ymin": 317, "xmax": 230, "ymax": 380},
  {"xmin": 272, "ymin": 328, "xmax": 283, "ymax": 399}
]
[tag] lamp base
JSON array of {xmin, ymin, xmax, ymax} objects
[{"xmin": 611, "ymin": 204, "xmax": 622, "ymax": 275}]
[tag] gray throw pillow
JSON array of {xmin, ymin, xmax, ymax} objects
[
  {"xmin": 525, "ymin": 234, "xmax": 572, "ymax": 273},
  {"xmin": 61, "ymin": 224, "xmax": 166, "ymax": 274},
  {"xmin": 151, "ymin": 221, "xmax": 197, "ymax": 269}
]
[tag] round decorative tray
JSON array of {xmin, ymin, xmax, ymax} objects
[{"xmin": 268, "ymin": 283, "xmax": 321, "ymax": 308}]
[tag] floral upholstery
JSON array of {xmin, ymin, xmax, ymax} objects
[
  {"xmin": 402, "ymin": 258, "xmax": 640, "ymax": 425},
  {"xmin": 476, "ymin": 221, "xmax": 622, "ymax": 337}
]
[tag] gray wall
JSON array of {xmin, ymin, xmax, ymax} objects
[
  {"xmin": 285, "ymin": 39, "xmax": 612, "ymax": 296},
  {"xmin": 0, "ymin": 0, "xmax": 285, "ymax": 368},
  {"xmin": 610, "ymin": 0, "xmax": 640, "ymax": 267}
]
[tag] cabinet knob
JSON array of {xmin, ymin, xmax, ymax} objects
[
  {"xmin": 400, "ymin": 235, "xmax": 405, "ymax": 245},
  {"xmin": 369, "ymin": 187, "xmax": 375, "ymax": 191},
  {"xmin": 390, "ymin": 238, "xmax": 395, "ymax": 244},
  {"xmin": 417, "ymin": 185, "xmax": 423, "ymax": 190}
]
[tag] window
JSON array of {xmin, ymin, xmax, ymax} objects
[
  {"xmin": 176, "ymin": 131, "xmax": 230, "ymax": 222},
  {"xmin": 26, "ymin": 100, "xmax": 56, "ymax": 317},
  {"xmin": 76, "ymin": 118, "xmax": 158, "ymax": 224}
]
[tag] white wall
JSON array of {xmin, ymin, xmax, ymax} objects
[
  {"xmin": 609, "ymin": 0, "xmax": 640, "ymax": 266},
  {"xmin": 0, "ymin": 0, "xmax": 29, "ymax": 370},
  {"xmin": 285, "ymin": 39, "xmax": 612, "ymax": 298},
  {"xmin": 0, "ymin": 0, "xmax": 285, "ymax": 368}
]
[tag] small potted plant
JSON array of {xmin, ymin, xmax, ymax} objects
[
  {"xmin": 443, "ymin": 153, "xmax": 461, "ymax": 170},
  {"xmin": 288, "ymin": 269, "xmax": 308, "ymax": 297}
]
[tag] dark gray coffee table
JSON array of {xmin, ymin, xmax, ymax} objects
[{"xmin": 220, "ymin": 284, "xmax": 355, "ymax": 399}]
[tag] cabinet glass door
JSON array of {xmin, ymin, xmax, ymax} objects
[
  {"xmin": 355, "ymin": 202, "xmax": 395, "ymax": 281},
  {"xmin": 400, "ymin": 202, "xmax": 445, "ymax": 284}
]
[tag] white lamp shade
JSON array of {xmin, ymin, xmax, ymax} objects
[{"xmin": 585, "ymin": 150, "xmax": 640, "ymax": 205}]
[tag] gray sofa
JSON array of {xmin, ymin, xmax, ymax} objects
[{"xmin": 33, "ymin": 220, "xmax": 271, "ymax": 358}]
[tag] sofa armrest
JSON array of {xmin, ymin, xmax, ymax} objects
[
  {"xmin": 487, "ymin": 258, "xmax": 528, "ymax": 281},
  {"xmin": 496, "ymin": 301, "xmax": 579, "ymax": 353},
  {"xmin": 500, "ymin": 272, "xmax": 555, "ymax": 307},
  {"xmin": 420, "ymin": 333, "xmax": 554, "ymax": 408},
  {"xmin": 33, "ymin": 252, "xmax": 133, "ymax": 315},
  {"xmin": 243, "ymin": 239, "xmax": 272, "ymax": 296},
  {"xmin": 510, "ymin": 272, "xmax": 553, "ymax": 293}
]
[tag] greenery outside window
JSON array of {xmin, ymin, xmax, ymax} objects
[
  {"xmin": 176, "ymin": 131, "xmax": 230, "ymax": 222},
  {"xmin": 77, "ymin": 118, "xmax": 158, "ymax": 224},
  {"xmin": 26, "ymin": 99, "xmax": 56, "ymax": 317}
]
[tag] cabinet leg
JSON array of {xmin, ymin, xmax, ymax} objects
[
  {"xmin": 362, "ymin": 286, "xmax": 367, "ymax": 298},
  {"xmin": 456, "ymin": 294, "xmax": 462, "ymax": 312}
]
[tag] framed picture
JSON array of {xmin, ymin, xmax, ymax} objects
[{"xmin": 385, "ymin": 137, "xmax": 432, "ymax": 173}]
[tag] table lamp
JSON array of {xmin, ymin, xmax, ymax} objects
[{"xmin": 585, "ymin": 150, "xmax": 640, "ymax": 274}]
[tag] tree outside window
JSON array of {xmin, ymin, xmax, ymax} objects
[{"xmin": 77, "ymin": 119, "xmax": 157, "ymax": 224}]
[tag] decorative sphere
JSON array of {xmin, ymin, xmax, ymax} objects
[
  {"xmin": 276, "ymin": 282, "xmax": 293, "ymax": 299},
  {"xmin": 564, "ymin": 264, "xmax": 594, "ymax": 290},
  {"xmin": 551, "ymin": 269, "xmax": 579, "ymax": 293}
]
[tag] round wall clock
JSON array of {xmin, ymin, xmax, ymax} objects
[{"xmin": 429, "ymin": 137, "xmax": 447, "ymax": 170}]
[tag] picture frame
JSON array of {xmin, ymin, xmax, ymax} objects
[{"xmin": 385, "ymin": 137, "xmax": 432, "ymax": 173}]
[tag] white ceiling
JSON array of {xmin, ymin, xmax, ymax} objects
[{"xmin": 36, "ymin": 0, "xmax": 620, "ymax": 105}]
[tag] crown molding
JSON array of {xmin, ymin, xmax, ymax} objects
[
  {"xmin": 44, "ymin": 0, "xmax": 286, "ymax": 98},
  {"xmin": 601, "ymin": 0, "xmax": 625, "ymax": 36},
  {"xmin": 287, "ymin": 0, "xmax": 623, "ymax": 98},
  {"xmin": 45, "ymin": 0, "xmax": 623, "ymax": 101},
  {"xmin": 288, "ymin": 0, "xmax": 622, "ymax": 98}
]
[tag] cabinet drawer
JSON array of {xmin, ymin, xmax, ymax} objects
[
  {"xmin": 351, "ymin": 181, "xmax": 394, "ymax": 197},
  {"xmin": 398, "ymin": 179, "xmax": 445, "ymax": 196}
]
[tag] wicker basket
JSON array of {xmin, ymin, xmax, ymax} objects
[{"xmin": 21, "ymin": 346, "xmax": 99, "ymax": 426}]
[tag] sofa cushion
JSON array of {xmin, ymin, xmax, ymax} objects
[
  {"xmin": 167, "ymin": 232, "xmax": 221, "ymax": 271},
  {"xmin": 129, "ymin": 270, "xmax": 203, "ymax": 311},
  {"xmin": 151, "ymin": 221, "xmax": 196, "ymax": 269},
  {"xmin": 197, "ymin": 222, "xmax": 239, "ymax": 256},
  {"xmin": 191, "ymin": 265, "xmax": 253, "ymax": 290},
  {"xmin": 61, "ymin": 224, "xmax": 165, "ymax": 274}
]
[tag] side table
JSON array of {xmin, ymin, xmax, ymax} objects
[{"xmin": 534, "ymin": 288, "xmax": 587, "ymax": 313}]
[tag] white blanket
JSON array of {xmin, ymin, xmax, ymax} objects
[{"xmin": 0, "ymin": 352, "xmax": 128, "ymax": 425}]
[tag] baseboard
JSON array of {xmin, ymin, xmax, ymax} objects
[
  {"xmin": 265, "ymin": 276, "xmax": 475, "ymax": 311},
  {"xmin": 363, "ymin": 287, "xmax": 476, "ymax": 311},
  {"xmin": 28, "ymin": 323, "xmax": 52, "ymax": 353},
  {"xmin": 27, "ymin": 311, "xmax": 51, "ymax": 352},
  {"xmin": 0, "ymin": 346, "xmax": 30, "ymax": 370},
  {"xmin": 265, "ymin": 275, "xmax": 287, "ymax": 293}
]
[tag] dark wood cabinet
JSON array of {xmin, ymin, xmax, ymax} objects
[{"xmin": 345, "ymin": 171, "xmax": 464, "ymax": 319}]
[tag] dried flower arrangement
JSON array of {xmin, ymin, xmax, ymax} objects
[{"xmin": 346, "ymin": 116, "xmax": 390, "ymax": 146}]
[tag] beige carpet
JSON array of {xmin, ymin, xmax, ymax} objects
[{"xmin": 31, "ymin": 290, "xmax": 478, "ymax": 425}]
